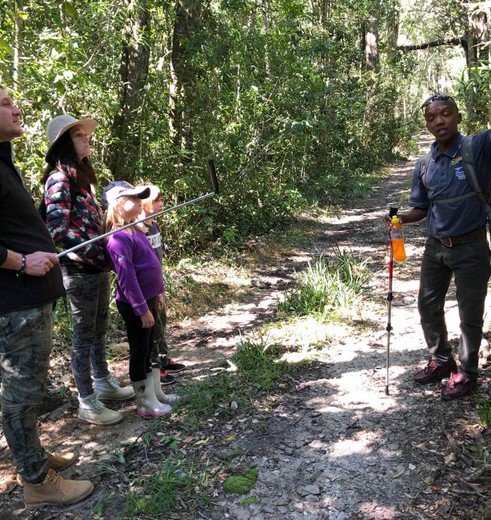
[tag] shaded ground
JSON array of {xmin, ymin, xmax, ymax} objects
[{"xmin": 1, "ymin": 133, "xmax": 491, "ymax": 519}]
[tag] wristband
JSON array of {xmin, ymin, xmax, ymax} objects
[{"xmin": 19, "ymin": 254, "xmax": 26, "ymax": 274}]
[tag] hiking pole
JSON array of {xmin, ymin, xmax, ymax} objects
[
  {"xmin": 57, "ymin": 159, "xmax": 220, "ymax": 259},
  {"xmin": 385, "ymin": 204, "xmax": 399, "ymax": 395}
]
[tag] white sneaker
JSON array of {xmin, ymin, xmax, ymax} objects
[
  {"xmin": 78, "ymin": 394, "xmax": 123, "ymax": 425},
  {"xmin": 94, "ymin": 374, "xmax": 135, "ymax": 401}
]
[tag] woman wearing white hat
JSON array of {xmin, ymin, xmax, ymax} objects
[{"xmin": 42, "ymin": 114, "xmax": 134, "ymax": 426}]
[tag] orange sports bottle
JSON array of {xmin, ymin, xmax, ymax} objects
[{"xmin": 390, "ymin": 215, "xmax": 406, "ymax": 262}]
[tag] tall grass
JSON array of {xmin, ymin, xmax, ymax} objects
[
  {"xmin": 232, "ymin": 340, "xmax": 292, "ymax": 391},
  {"xmin": 178, "ymin": 339, "xmax": 300, "ymax": 427},
  {"xmin": 477, "ymin": 398, "xmax": 491, "ymax": 428},
  {"xmin": 278, "ymin": 247, "xmax": 369, "ymax": 318}
]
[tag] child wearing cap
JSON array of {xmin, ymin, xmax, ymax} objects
[
  {"xmin": 141, "ymin": 185, "xmax": 186, "ymax": 393},
  {"xmin": 103, "ymin": 181, "xmax": 179, "ymax": 418}
]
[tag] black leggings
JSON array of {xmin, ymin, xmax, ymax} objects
[{"xmin": 116, "ymin": 300, "xmax": 156, "ymax": 382}]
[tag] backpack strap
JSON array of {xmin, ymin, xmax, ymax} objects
[
  {"xmin": 460, "ymin": 136, "xmax": 491, "ymax": 222},
  {"xmin": 428, "ymin": 192, "xmax": 476, "ymax": 205},
  {"xmin": 419, "ymin": 152, "xmax": 431, "ymax": 190}
]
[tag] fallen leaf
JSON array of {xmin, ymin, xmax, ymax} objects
[{"xmin": 444, "ymin": 452, "xmax": 455, "ymax": 464}]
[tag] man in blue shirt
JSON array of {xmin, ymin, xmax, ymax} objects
[{"xmin": 395, "ymin": 94, "xmax": 491, "ymax": 400}]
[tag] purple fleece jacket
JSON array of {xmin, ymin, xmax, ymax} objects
[{"xmin": 107, "ymin": 229, "xmax": 164, "ymax": 316}]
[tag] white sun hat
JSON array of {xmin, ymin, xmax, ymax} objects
[{"xmin": 46, "ymin": 114, "xmax": 96, "ymax": 159}]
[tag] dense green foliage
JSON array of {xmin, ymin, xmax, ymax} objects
[{"xmin": 1, "ymin": 1, "xmax": 489, "ymax": 258}]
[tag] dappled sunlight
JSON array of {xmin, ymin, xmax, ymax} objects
[
  {"xmin": 324, "ymin": 213, "xmax": 368, "ymax": 225},
  {"xmin": 279, "ymin": 350, "xmax": 317, "ymax": 364},
  {"xmin": 329, "ymin": 436, "xmax": 377, "ymax": 457},
  {"xmin": 286, "ymin": 253, "xmax": 312, "ymax": 263},
  {"xmin": 331, "ymin": 377, "xmax": 400, "ymax": 411},
  {"xmin": 199, "ymin": 307, "xmax": 259, "ymax": 330},
  {"xmin": 262, "ymin": 316, "xmax": 361, "ymax": 350},
  {"xmin": 357, "ymin": 502, "xmax": 399, "ymax": 518}
]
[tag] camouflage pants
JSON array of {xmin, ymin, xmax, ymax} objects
[
  {"xmin": 63, "ymin": 271, "xmax": 111, "ymax": 398},
  {"xmin": 150, "ymin": 306, "xmax": 169, "ymax": 367},
  {"xmin": 0, "ymin": 303, "xmax": 53, "ymax": 483}
]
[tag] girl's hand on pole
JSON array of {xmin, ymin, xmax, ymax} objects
[{"xmin": 140, "ymin": 310, "xmax": 155, "ymax": 329}]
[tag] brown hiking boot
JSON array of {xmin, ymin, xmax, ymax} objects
[
  {"xmin": 23, "ymin": 468, "xmax": 93, "ymax": 509},
  {"xmin": 441, "ymin": 372, "xmax": 478, "ymax": 400},
  {"xmin": 413, "ymin": 358, "xmax": 457, "ymax": 385},
  {"xmin": 46, "ymin": 451, "xmax": 77, "ymax": 472},
  {"xmin": 17, "ymin": 451, "xmax": 77, "ymax": 486}
]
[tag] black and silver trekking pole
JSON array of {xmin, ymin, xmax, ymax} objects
[
  {"xmin": 385, "ymin": 204, "xmax": 399, "ymax": 395},
  {"xmin": 57, "ymin": 159, "xmax": 220, "ymax": 259}
]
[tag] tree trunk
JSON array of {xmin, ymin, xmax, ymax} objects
[
  {"xmin": 363, "ymin": 17, "xmax": 379, "ymax": 71},
  {"xmin": 13, "ymin": 0, "xmax": 23, "ymax": 89},
  {"xmin": 462, "ymin": 2, "xmax": 488, "ymax": 130},
  {"xmin": 108, "ymin": 0, "xmax": 151, "ymax": 181}
]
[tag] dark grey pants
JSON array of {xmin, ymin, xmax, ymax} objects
[
  {"xmin": 0, "ymin": 304, "xmax": 52, "ymax": 483},
  {"xmin": 418, "ymin": 236, "xmax": 490, "ymax": 378},
  {"xmin": 62, "ymin": 271, "xmax": 111, "ymax": 398}
]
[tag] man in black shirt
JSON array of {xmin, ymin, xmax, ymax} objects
[{"xmin": 0, "ymin": 85, "xmax": 94, "ymax": 508}]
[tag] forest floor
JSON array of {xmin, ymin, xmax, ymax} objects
[{"xmin": 1, "ymin": 133, "xmax": 491, "ymax": 520}]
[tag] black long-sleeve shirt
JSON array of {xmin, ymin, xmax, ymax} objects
[{"xmin": 0, "ymin": 141, "xmax": 64, "ymax": 313}]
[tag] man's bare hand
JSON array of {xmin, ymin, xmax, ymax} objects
[{"xmin": 25, "ymin": 252, "xmax": 59, "ymax": 277}]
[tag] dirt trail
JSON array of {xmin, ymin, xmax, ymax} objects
[
  {"xmin": 180, "ymin": 132, "xmax": 491, "ymax": 520},
  {"xmin": 1, "ymin": 133, "xmax": 490, "ymax": 519}
]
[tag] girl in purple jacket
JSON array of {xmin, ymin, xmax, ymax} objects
[{"xmin": 104, "ymin": 181, "xmax": 177, "ymax": 417}]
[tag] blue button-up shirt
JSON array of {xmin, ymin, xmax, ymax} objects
[{"xmin": 408, "ymin": 130, "xmax": 491, "ymax": 238}]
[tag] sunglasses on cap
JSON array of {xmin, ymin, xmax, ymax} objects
[{"xmin": 421, "ymin": 94, "xmax": 456, "ymax": 110}]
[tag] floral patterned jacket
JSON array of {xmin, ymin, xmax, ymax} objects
[{"xmin": 44, "ymin": 170, "xmax": 109, "ymax": 272}]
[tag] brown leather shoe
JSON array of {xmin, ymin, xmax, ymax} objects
[
  {"xmin": 413, "ymin": 358, "xmax": 457, "ymax": 385},
  {"xmin": 441, "ymin": 372, "xmax": 477, "ymax": 400}
]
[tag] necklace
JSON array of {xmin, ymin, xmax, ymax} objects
[{"xmin": 450, "ymin": 136, "xmax": 463, "ymax": 159}]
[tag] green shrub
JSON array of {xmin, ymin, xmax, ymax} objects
[{"xmin": 279, "ymin": 247, "xmax": 369, "ymax": 318}]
